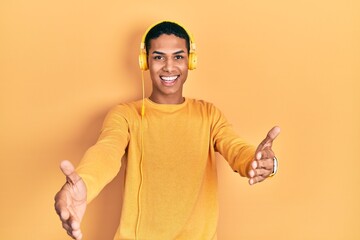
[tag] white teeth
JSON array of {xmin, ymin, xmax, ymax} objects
[{"xmin": 161, "ymin": 76, "xmax": 178, "ymax": 81}]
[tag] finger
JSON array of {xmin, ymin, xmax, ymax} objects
[
  {"xmin": 249, "ymin": 167, "xmax": 271, "ymax": 177},
  {"xmin": 254, "ymin": 168, "xmax": 271, "ymax": 177},
  {"xmin": 63, "ymin": 218, "xmax": 82, "ymax": 240},
  {"xmin": 60, "ymin": 160, "xmax": 75, "ymax": 176},
  {"xmin": 60, "ymin": 208, "xmax": 70, "ymax": 222},
  {"xmin": 251, "ymin": 160, "xmax": 257, "ymax": 170},
  {"xmin": 55, "ymin": 201, "xmax": 70, "ymax": 221},
  {"xmin": 251, "ymin": 154, "xmax": 274, "ymax": 169},
  {"xmin": 257, "ymin": 126, "xmax": 281, "ymax": 151},
  {"xmin": 72, "ymin": 229, "xmax": 83, "ymax": 240},
  {"xmin": 67, "ymin": 205, "xmax": 81, "ymax": 230},
  {"xmin": 267, "ymin": 126, "xmax": 281, "ymax": 142},
  {"xmin": 70, "ymin": 217, "xmax": 81, "ymax": 231},
  {"xmin": 66, "ymin": 230, "xmax": 76, "ymax": 239},
  {"xmin": 255, "ymin": 158, "xmax": 274, "ymax": 171},
  {"xmin": 249, "ymin": 161, "xmax": 257, "ymax": 177},
  {"xmin": 54, "ymin": 191, "xmax": 71, "ymax": 221},
  {"xmin": 68, "ymin": 217, "xmax": 82, "ymax": 239},
  {"xmin": 256, "ymin": 149, "xmax": 274, "ymax": 161},
  {"xmin": 74, "ymin": 234, "xmax": 83, "ymax": 240},
  {"xmin": 249, "ymin": 175, "xmax": 266, "ymax": 185},
  {"xmin": 75, "ymin": 233, "xmax": 83, "ymax": 240},
  {"xmin": 62, "ymin": 216, "xmax": 80, "ymax": 238},
  {"xmin": 62, "ymin": 222, "xmax": 72, "ymax": 233},
  {"xmin": 60, "ymin": 160, "xmax": 81, "ymax": 185},
  {"xmin": 255, "ymin": 151, "xmax": 262, "ymax": 161},
  {"xmin": 248, "ymin": 169, "xmax": 255, "ymax": 178}
]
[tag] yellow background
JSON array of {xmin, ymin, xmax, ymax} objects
[{"xmin": 1, "ymin": 0, "xmax": 359, "ymax": 239}]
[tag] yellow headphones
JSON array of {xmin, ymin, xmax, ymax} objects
[{"xmin": 138, "ymin": 21, "xmax": 197, "ymax": 71}]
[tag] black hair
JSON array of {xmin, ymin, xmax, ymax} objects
[{"xmin": 144, "ymin": 21, "xmax": 190, "ymax": 54}]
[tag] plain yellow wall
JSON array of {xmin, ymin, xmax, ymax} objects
[{"xmin": 1, "ymin": 0, "xmax": 359, "ymax": 239}]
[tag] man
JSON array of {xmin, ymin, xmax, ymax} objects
[{"xmin": 54, "ymin": 21, "xmax": 280, "ymax": 240}]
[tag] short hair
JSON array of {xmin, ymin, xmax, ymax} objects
[{"xmin": 144, "ymin": 21, "xmax": 190, "ymax": 54}]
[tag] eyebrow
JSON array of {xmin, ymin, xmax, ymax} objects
[{"xmin": 151, "ymin": 50, "xmax": 186, "ymax": 55}]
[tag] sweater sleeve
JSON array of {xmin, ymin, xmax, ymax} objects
[
  {"xmin": 76, "ymin": 105, "xmax": 130, "ymax": 203},
  {"xmin": 211, "ymin": 105, "xmax": 256, "ymax": 177}
]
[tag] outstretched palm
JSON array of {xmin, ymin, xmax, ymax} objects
[
  {"xmin": 248, "ymin": 126, "xmax": 281, "ymax": 185},
  {"xmin": 54, "ymin": 160, "xmax": 87, "ymax": 240}
]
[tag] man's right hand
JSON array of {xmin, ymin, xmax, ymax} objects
[{"xmin": 54, "ymin": 160, "xmax": 87, "ymax": 240}]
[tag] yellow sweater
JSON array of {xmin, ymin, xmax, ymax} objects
[{"xmin": 76, "ymin": 98, "xmax": 255, "ymax": 240}]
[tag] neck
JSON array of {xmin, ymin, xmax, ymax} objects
[{"xmin": 149, "ymin": 94, "xmax": 185, "ymax": 104}]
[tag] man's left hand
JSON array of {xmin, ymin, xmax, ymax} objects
[{"xmin": 248, "ymin": 126, "xmax": 281, "ymax": 185}]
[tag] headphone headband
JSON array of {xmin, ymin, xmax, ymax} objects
[{"xmin": 140, "ymin": 21, "xmax": 196, "ymax": 51}]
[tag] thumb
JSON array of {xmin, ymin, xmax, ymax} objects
[
  {"xmin": 256, "ymin": 126, "xmax": 281, "ymax": 151},
  {"xmin": 263, "ymin": 126, "xmax": 281, "ymax": 145},
  {"xmin": 268, "ymin": 126, "xmax": 281, "ymax": 141},
  {"xmin": 60, "ymin": 160, "xmax": 80, "ymax": 185}
]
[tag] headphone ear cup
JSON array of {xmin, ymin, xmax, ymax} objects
[
  {"xmin": 188, "ymin": 52, "xmax": 197, "ymax": 70},
  {"xmin": 139, "ymin": 52, "xmax": 148, "ymax": 70}
]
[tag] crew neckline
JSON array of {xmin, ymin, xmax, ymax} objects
[{"xmin": 145, "ymin": 97, "xmax": 189, "ymax": 112}]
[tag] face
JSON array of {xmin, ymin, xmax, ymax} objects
[{"xmin": 147, "ymin": 34, "xmax": 189, "ymax": 104}]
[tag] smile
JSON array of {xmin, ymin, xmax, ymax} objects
[{"xmin": 160, "ymin": 75, "xmax": 179, "ymax": 82}]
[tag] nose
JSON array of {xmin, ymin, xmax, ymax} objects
[{"xmin": 162, "ymin": 58, "xmax": 175, "ymax": 72}]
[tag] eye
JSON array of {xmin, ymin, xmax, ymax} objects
[
  {"xmin": 174, "ymin": 55, "xmax": 184, "ymax": 60},
  {"xmin": 153, "ymin": 55, "xmax": 164, "ymax": 60}
]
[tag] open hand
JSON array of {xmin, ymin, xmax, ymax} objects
[
  {"xmin": 248, "ymin": 126, "xmax": 280, "ymax": 185},
  {"xmin": 54, "ymin": 160, "xmax": 87, "ymax": 239}
]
